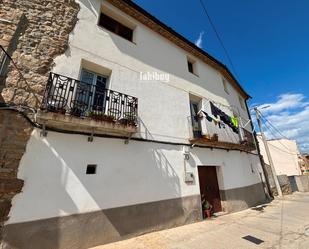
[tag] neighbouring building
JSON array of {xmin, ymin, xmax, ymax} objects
[
  {"xmin": 0, "ymin": 0, "xmax": 268, "ymax": 248},
  {"xmin": 300, "ymin": 154, "xmax": 309, "ymax": 174},
  {"xmin": 257, "ymin": 136, "xmax": 302, "ymax": 176}
]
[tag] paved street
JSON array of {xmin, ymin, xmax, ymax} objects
[{"xmin": 90, "ymin": 192, "xmax": 309, "ymax": 249}]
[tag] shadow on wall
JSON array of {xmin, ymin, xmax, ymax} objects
[{"xmin": 3, "ymin": 125, "xmax": 192, "ymax": 249}]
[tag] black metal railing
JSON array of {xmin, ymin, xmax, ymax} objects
[{"xmin": 41, "ymin": 72, "xmax": 138, "ymax": 124}]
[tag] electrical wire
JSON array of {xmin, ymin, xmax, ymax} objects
[
  {"xmin": 259, "ymin": 114, "xmax": 298, "ymax": 154},
  {"xmin": 258, "ymin": 117, "xmax": 299, "ymax": 155},
  {"xmin": 259, "ymin": 112, "xmax": 290, "ymax": 140},
  {"xmin": 198, "ymin": 0, "xmax": 240, "ymax": 81}
]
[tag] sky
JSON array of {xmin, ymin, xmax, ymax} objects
[{"xmin": 134, "ymin": 0, "xmax": 309, "ymax": 153}]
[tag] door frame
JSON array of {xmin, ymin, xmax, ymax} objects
[
  {"xmin": 197, "ymin": 165, "xmax": 223, "ymax": 213},
  {"xmin": 189, "ymin": 100, "xmax": 202, "ymax": 138}
]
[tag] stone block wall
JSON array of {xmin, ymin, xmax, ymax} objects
[
  {"xmin": 0, "ymin": 0, "xmax": 80, "ymax": 243},
  {"xmin": 1, "ymin": 0, "xmax": 80, "ymax": 108}
]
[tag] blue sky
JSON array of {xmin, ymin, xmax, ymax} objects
[{"xmin": 134, "ymin": 0, "xmax": 309, "ymax": 153}]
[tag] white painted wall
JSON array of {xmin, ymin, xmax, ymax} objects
[
  {"xmin": 8, "ymin": 129, "xmax": 263, "ymax": 224},
  {"xmin": 52, "ymin": 0, "xmax": 251, "ymax": 144},
  {"xmin": 258, "ymin": 137, "xmax": 302, "ymax": 176}
]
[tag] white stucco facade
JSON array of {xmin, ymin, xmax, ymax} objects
[
  {"xmin": 8, "ymin": 129, "xmax": 263, "ymax": 224},
  {"xmin": 7, "ymin": 0, "xmax": 266, "ymax": 227}
]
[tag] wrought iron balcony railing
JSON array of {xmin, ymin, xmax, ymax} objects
[{"xmin": 41, "ymin": 73, "xmax": 138, "ymax": 124}]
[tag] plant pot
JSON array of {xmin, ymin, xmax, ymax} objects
[
  {"xmin": 202, "ymin": 134, "xmax": 211, "ymax": 140},
  {"xmin": 204, "ymin": 209, "xmax": 212, "ymax": 218},
  {"xmin": 56, "ymin": 109, "xmax": 66, "ymax": 115},
  {"xmin": 210, "ymin": 134, "xmax": 218, "ymax": 142},
  {"xmin": 118, "ymin": 118, "xmax": 129, "ymax": 126}
]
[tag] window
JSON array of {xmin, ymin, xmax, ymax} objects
[
  {"xmin": 99, "ymin": 13, "xmax": 133, "ymax": 41},
  {"xmin": 239, "ymin": 96, "xmax": 246, "ymax": 110},
  {"xmin": 187, "ymin": 58, "xmax": 197, "ymax": 75},
  {"xmin": 222, "ymin": 78, "xmax": 229, "ymax": 94},
  {"xmin": 75, "ymin": 69, "xmax": 108, "ymax": 115},
  {"xmin": 86, "ymin": 164, "xmax": 97, "ymax": 174},
  {"xmin": 188, "ymin": 60, "xmax": 194, "ymax": 74},
  {"xmin": 189, "ymin": 94, "xmax": 202, "ymax": 138}
]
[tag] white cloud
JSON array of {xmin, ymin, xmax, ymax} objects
[
  {"xmin": 258, "ymin": 93, "xmax": 308, "ymax": 113},
  {"xmin": 195, "ymin": 31, "xmax": 205, "ymax": 48},
  {"xmin": 252, "ymin": 93, "xmax": 309, "ymax": 153}
]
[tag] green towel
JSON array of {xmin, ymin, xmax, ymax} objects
[{"xmin": 231, "ymin": 117, "xmax": 239, "ymax": 128}]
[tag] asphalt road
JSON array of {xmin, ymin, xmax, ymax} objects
[{"xmin": 90, "ymin": 192, "xmax": 309, "ymax": 249}]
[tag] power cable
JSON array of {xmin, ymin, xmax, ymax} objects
[
  {"xmin": 198, "ymin": 0, "xmax": 240, "ymax": 81},
  {"xmin": 259, "ymin": 112, "xmax": 291, "ymax": 140},
  {"xmin": 259, "ymin": 118, "xmax": 298, "ymax": 155},
  {"xmin": 259, "ymin": 114, "xmax": 298, "ymax": 153}
]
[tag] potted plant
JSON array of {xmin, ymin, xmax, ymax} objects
[
  {"xmin": 210, "ymin": 133, "xmax": 218, "ymax": 142},
  {"xmin": 88, "ymin": 111, "xmax": 115, "ymax": 123},
  {"xmin": 118, "ymin": 113, "xmax": 136, "ymax": 127},
  {"xmin": 202, "ymin": 197, "xmax": 213, "ymax": 219},
  {"xmin": 101, "ymin": 114, "xmax": 115, "ymax": 123}
]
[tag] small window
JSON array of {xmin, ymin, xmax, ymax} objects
[
  {"xmin": 99, "ymin": 13, "xmax": 133, "ymax": 41},
  {"xmin": 222, "ymin": 78, "xmax": 229, "ymax": 94},
  {"xmin": 188, "ymin": 60, "xmax": 194, "ymax": 74},
  {"xmin": 86, "ymin": 164, "xmax": 97, "ymax": 174},
  {"xmin": 187, "ymin": 58, "xmax": 197, "ymax": 75},
  {"xmin": 239, "ymin": 96, "xmax": 246, "ymax": 110}
]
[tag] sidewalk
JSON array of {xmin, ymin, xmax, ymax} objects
[{"xmin": 90, "ymin": 192, "xmax": 309, "ymax": 249}]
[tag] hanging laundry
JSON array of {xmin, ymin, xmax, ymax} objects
[
  {"xmin": 202, "ymin": 111, "xmax": 213, "ymax": 122},
  {"xmin": 231, "ymin": 126, "xmax": 239, "ymax": 134},
  {"xmin": 231, "ymin": 117, "xmax": 239, "ymax": 128},
  {"xmin": 209, "ymin": 101, "xmax": 239, "ymax": 134},
  {"xmin": 210, "ymin": 101, "xmax": 222, "ymax": 118}
]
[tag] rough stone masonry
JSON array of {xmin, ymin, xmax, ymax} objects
[{"xmin": 0, "ymin": 0, "xmax": 80, "ymax": 243}]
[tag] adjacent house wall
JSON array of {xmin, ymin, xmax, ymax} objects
[
  {"xmin": 258, "ymin": 137, "xmax": 302, "ymax": 176},
  {"xmin": 0, "ymin": 0, "xmax": 80, "ymax": 245}
]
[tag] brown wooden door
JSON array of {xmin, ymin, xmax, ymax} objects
[{"xmin": 198, "ymin": 166, "xmax": 222, "ymax": 212}]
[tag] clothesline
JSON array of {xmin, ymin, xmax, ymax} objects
[{"xmin": 202, "ymin": 97, "xmax": 251, "ymax": 126}]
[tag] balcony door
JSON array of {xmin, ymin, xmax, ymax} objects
[
  {"xmin": 80, "ymin": 69, "xmax": 108, "ymax": 112},
  {"xmin": 190, "ymin": 100, "xmax": 202, "ymax": 138}
]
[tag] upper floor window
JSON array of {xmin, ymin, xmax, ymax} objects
[
  {"xmin": 222, "ymin": 78, "xmax": 229, "ymax": 94},
  {"xmin": 189, "ymin": 94, "xmax": 202, "ymax": 138},
  {"xmin": 187, "ymin": 58, "xmax": 198, "ymax": 75},
  {"xmin": 239, "ymin": 96, "xmax": 246, "ymax": 110},
  {"xmin": 99, "ymin": 13, "xmax": 133, "ymax": 42}
]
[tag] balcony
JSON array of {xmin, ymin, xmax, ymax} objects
[
  {"xmin": 37, "ymin": 73, "xmax": 138, "ymax": 137},
  {"xmin": 188, "ymin": 115, "xmax": 256, "ymax": 152}
]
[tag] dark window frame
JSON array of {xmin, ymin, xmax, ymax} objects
[
  {"xmin": 98, "ymin": 13, "xmax": 134, "ymax": 42},
  {"xmin": 188, "ymin": 60, "xmax": 194, "ymax": 74}
]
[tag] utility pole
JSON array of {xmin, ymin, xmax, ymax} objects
[{"xmin": 254, "ymin": 107, "xmax": 282, "ymax": 197}]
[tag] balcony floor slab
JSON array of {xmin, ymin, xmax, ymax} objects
[
  {"xmin": 36, "ymin": 111, "xmax": 138, "ymax": 137},
  {"xmin": 189, "ymin": 138, "xmax": 256, "ymax": 153}
]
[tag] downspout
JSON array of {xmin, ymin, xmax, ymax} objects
[{"xmin": 245, "ymin": 98, "xmax": 273, "ymax": 199}]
